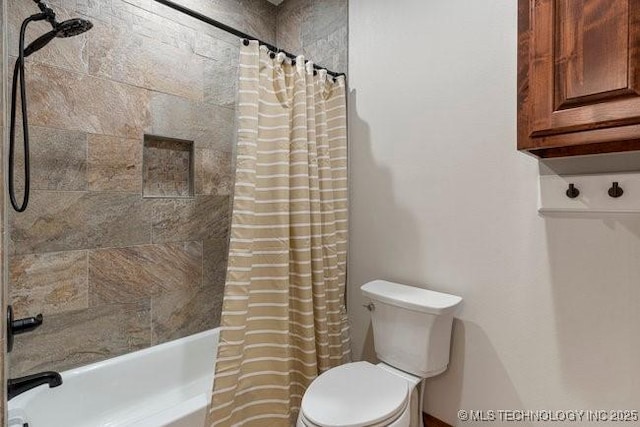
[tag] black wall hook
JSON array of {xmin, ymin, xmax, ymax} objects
[
  {"xmin": 566, "ymin": 183, "xmax": 580, "ymax": 199},
  {"xmin": 608, "ymin": 182, "xmax": 624, "ymax": 198}
]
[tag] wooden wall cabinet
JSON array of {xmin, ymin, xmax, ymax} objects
[{"xmin": 519, "ymin": 0, "xmax": 640, "ymax": 157}]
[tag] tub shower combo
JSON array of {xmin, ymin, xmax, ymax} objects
[
  {"xmin": 7, "ymin": 0, "xmax": 348, "ymax": 427},
  {"xmin": 6, "ymin": 0, "xmax": 92, "ymax": 406}
]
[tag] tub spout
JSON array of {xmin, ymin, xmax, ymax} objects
[{"xmin": 8, "ymin": 371, "xmax": 62, "ymax": 400}]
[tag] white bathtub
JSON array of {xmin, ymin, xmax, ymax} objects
[{"xmin": 8, "ymin": 328, "xmax": 219, "ymax": 427}]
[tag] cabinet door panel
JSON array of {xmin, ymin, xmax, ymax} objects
[
  {"xmin": 530, "ymin": 0, "xmax": 640, "ymax": 137},
  {"xmin": 555, "ymin": 0, "xmax": 630, "ymax": 108}
]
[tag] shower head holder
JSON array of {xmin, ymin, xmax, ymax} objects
[{"xmin": 32, "ymin": 0, "xmax": 57, "ymax": 26}]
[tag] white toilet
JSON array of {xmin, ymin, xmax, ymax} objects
[{"xmin": 297, "ymin": 280, "xmax": 462, "ymax": 427}]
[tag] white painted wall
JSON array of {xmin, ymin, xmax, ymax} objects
[{"xmin": 348, "ymin": 1, "xmax": 640, "ymax": 425}]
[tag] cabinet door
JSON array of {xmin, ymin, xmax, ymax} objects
[{"xmin": 519, "ymin": 0, "xmax": 640, "ymax": 155}]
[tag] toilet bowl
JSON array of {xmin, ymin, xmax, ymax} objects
[
  {"xmin": 297, "ymin": 280, "xmax": 462, "ymax": 427},
  {"xmin": 296, "ymin": 362, "xmax": 420, "ymax": 427}
]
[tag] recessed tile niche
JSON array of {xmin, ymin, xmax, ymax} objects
[{"xmin": 143, "ymin": 135, "xmax": 194, "ymax": 198}]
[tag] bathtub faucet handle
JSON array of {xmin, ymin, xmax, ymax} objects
[{"xmin": 7, "ymin": 305, "xmax": 44, "ymax": 353}]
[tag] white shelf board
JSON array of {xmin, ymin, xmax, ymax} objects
[{"xmin": 539, "ymin": 172, "xmax": 640, "ymax": 214}]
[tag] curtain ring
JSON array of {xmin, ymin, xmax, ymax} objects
[{"xmin": 306, "ymin": 61, "xmax": 315, "ymax": 75}]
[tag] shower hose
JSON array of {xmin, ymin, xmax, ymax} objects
[{"xmin": 9, "ymin": 14, "xmax": 47, "ymax": 212}]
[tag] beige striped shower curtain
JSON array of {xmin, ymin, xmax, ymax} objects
[{"xmin": 206, "ymin": 40, "xmax": 350, "ymax": 427}]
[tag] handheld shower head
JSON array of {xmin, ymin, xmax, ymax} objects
[
  {"xmin": 55, "ymin": 18, "xmax": 93, "ymax": 38},
  {"xmin": 10, "ymin": 3, "xmax": 93, "ymax": 212},
  {"xmin": 23, "ymin": 18, "xmax": 93, "ymax": 57}
]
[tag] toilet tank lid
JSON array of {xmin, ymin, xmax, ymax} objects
[{"xmin": 361, "ymin": 280, "xmax": 462, "ymax": 314}]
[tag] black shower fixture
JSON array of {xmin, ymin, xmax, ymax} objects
[{"xmin": 9, "ymin": 0, "xmax": 93, "ymax": 212}]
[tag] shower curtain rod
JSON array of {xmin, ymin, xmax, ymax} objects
[{"xmin": 152, "ymin": 0, "xmax": 346, "ymax": 78}]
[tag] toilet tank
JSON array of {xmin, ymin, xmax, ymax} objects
[{"xmin": 361, "ymin": 280, "xmax": 462, "ymax": 378}]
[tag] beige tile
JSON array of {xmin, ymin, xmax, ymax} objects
[
  {"xmin": 276, "ymin": 0, "xmax": 348, "ymax": 73},
  {"xmin": 23, "ymin": 61, "xmax": 150, "ymax": 139},
  {"xmin": 108, "ymin": 0, "xmax": 200, "ymax": 49},
  {"xmin": 9, "ymin": 191, "xmax": 87, "ymax": 255},
  {"xmin": 9, "ymin": 302, "xmax": 151, "ymax": 377},
  {"xmin": 13, "ymin": 126, "xmax": 88, "ymax": 191},
  {"xmin": 195, "ymin": 33, "xmax": 239, "ymax": 63},
  {"xmin": 8, "ymin": 0, "xmax": 88, "ymax": 73},
  {"xmin": 84, "ymin": 192, "xmax": 152, "ymax": 249},
  {"xmin": 0, "ymin": 339, "xmax": 4, "ymax": 427},
  {"xmin": 143, "ymin": 137, "xmax": 193, "ymax": 198},
  {"xmin": 302, "ymin": 0, "xmax": 348, "ymax": 46},
  {"xmin": 204, "ymin": 238, "xmax": 229, "ymax": 289},
  {"xmin": 9, "ymin": 191, "xmax": 152, "ymax": 255},
  {"xmin": 275, "ymin": 0, "xmax": 308, "ymax": 54},
  {"xmin": 88, "ymin": 21, "xmax": 204, "ymax": 100},
  {"xmin": 89, "ymin": 242, "xmax": 203, "ymax": 305},
  {"xmin": 171, "ymin": 0, "xmax": 276, "ymax": 44},
  {"xmin": 88, "ymin": 134, "xmax": 142, "ymax": 192},
  {"xmin": 10, "ymin": 251, "xmax": 88, "ymax": 318},
  {"xmin": 147, "ymin": 91, "xmax": 235, "ymax": 151},
  {"xmin": 0, "ymin": 341, "xmax": 3, "ymax": 427},
  {"xmin": 203, "ymin": 59, "xmax": 238, "ymax": 109},
  {"xmin": 151, "ymin": 280, "xmax": 223, "ymax": 345},
  {"xmin": 151, "ymin": 195, "xmax": 230, "ymax": 244},
  {"xmin": 194, "ymin": 149, "xmax": 233, "ymax": 196}
]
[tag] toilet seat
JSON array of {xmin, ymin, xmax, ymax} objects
[{"xmin": 299, "ymin": 361, "xmax": 410, "ymax": 427}]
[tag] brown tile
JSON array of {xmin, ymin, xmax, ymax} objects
[
  {"xmin": 143, "ymin": 137, "xmax": 194, "ymax": 198},
  {"xmin": 9, "ymin": 191, "xmax": 87, "ymax": 255},
  {"xmin": 109, "ymin": 0, "xmax": 201, "ymax": 49},
  {"xmin": 302, "ymin": 0, "xmax": 348, "ymax": 46},
  {"xmin": 8, "ymin": 1, "xmax": 89, "ymax": 73},
  {"xmin": 151, "ymin": 195, "xmax": 230, "ymax": 244},
  {"xmin": 10, "ymin": 251, "xmax": 89, "ymax": 318},
  {"xmin": 10, "ymin": 191, "xmax": 152, "ymax": 255},
  {"xmin": 23, "ymin": 61, "xmax": 150, "ymax": 139},
  {"xmin": 89, "ymin": 242, "xmax": 203, "ymax": 306},
  {"xmin": 151, "ymin": 280, "xmax": 223, "ymax": 345},
  {"xmin": 0, "ymin": 339, "xmax": 4, "ymax": 427},
  {"xmin": 88, "ymin": 134, "xmax": 142, "ymax": 192},
  {"xmin": 275, "ymin": 0, "xmax": 308, "ymax": 54},
  {"xmin": 303, "ymin": 26, "xmax": 348, "ymax": 74},
  {"xmin": 194, "ymin": 149, "xmax": 233, "ymax": 196},
  {"xmin": 203, "ymin": 59, "xmax": 238, "ymax": 109},
  {"xmin": 195, "ymin": 33, "xmax": 239, "ymax": 63},
  {"xmin": 176, "ymin": 0, "xmax": 276, "ymax": 45},
  {"xmin": 276, "ymin": 0, "xmax": 348, "ymax": 73},
  {"xmin": 9, "ymin": 301, "xmax": 151, "ymax": 377},
  {"xmin": 147, "ymin": 91, "xmax": 235, "ymax": 151},
  {"xmin": 13, "ymin": 126, "xmax": 88, "ymax": 191},
  {"xmin": 204, "ymin": 238, "xmax": 229, "ymax": 289},
  {"xmin": 88, "ymin": 21, "xmax": 204, "ymax": 100},
  {"xmin": 84, "ymin": 192, "xmax": 152, "ymax": 249}
]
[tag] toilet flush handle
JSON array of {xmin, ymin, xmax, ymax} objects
[{"xmin": 363, "ymin": 302, "xmax": 375, "ymax": 311}]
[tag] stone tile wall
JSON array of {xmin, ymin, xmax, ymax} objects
[
  {"xmin": 4, "ymin": 0, "xmax": 346, "ymax": 385},
  {"xmin": 276, "ymin": 0, "xmax": 348, "ymax": 74},
  {"xmin": 6, "ymin": 0, "xmax": 277, "ymax": 377}
]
